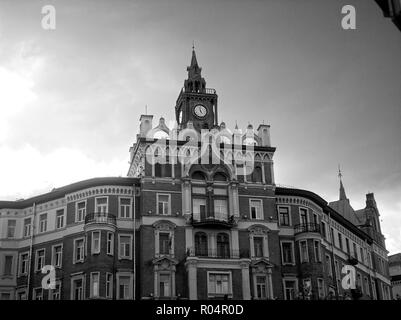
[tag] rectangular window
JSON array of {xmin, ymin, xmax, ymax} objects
[
  {"xmin": 192, "ymin": 198, "xmax": 207, "ymax": 221},
  {"xmin": 330, "ymin": 228, "xmax": 335, "ymax": 245},
  {"xmin": 321, "ymin": 221, "xmax": 327, "ymax": 239},
  {"xmin": 74, "ymin": 238, "xmax": 85, "ymax": 263},
  {"xmin": 4, "ymin": 256, "xmax": 13, "ymax": 275},
  {"xmin": 23, "ymin": 218, "xmax": 32, "ymax": 237},
  {"xmin": 278, "ymin": 207, "xmax": 290, "ymax": 226},
  {"xmin": 157, "ymin": 194, "xmax": 170, "ymax": 215},
  {"xmin": 326, "ymin": 254, "xmax": 332, "ymax": 277},
  {"xmin": 96, "ymin": 197, "xmax": 108, "ymax": 213},
  {"xmin": 317, "ymin": 278, "xmax": 325, "ymax": 299},
  {"xmin": 118, "ymin": 276, "xmax": 131, "ymax": 300},
  {"xmin": 299, "ymin": 240, "xmax": 308, "ymax": 263},
  {"xmin": 345, "ymin": 238, "xmax": 350, "ymax": 254},
  {"xmin": 284, "ymin": 280, "xmax": 297, "ymax": 300},
  {"xmin": 299, "ymin": 208, "xmax": 308, "ymax": 225},
  {"xmin": 159, "ymin": 274, "xmax": 171, "ymax": 297},
  {"xmin": 119, "ymin": 235, "xmax": 132, "ymax": 259},
  {"xmin": 106, "ymin": 273, "xmax": 113, "ymax": 298},
  {"xmin": 90, "ymin": 273, "xmax": 100, "ymax": 298},
  {"xmin": 338, "ymin": 233, "xmax": 343, "ymax": 250},
  {"xmin": 364, "ymin": 277, "xmax": 369, "ymax": 296},
  {"xmin": 1, "ymin": 293, "xmax": 11, "ymax": 300},
  {"xmin": 56, "ymin": 209, "xmax": 64, "ymax": 229},
  {"xmin": 76, "ymin": 201, "xmax": 86, "ymax": 222},
  {"xmin": 52, "ymin": 245, "xmax": 63, "ymax": 268},
  {"xmin": 250, "ymin": 199, "xmax": 263, "ymax": 220},
  {"xmin": 335, "ymin": 260, "xmax": 340, "ymax": 279},
  {"xmin": 256, "ymin": 276, "xmax": 267, "ymax": 299},
  {"xmin": 119, "ymin": 198, "xmax": 132, "ymax": 218},
  {"xmin": 214, "ymin": 199, "xmax": 228, "ymax": 221},
  {"xmin": 33, "ymin": 288, "xmax": 43, "ymax": 300},
  {"xmin": 107, "ymin": 232, "xmax": 114, "ymax": 255},
  {"xmin": 313, "ymin": 213, "xmax": 318, "ymax": 225},
  {"xmin": 19, "ymin": 253, "xmax": 29, "ymax": 275},
  {"xmin": 92, "ymin": 231, "xmax": 101, "ymax": 254},
  {"xmin": 360, "ymin": 248, "xmax": 364, "ymax": 264},
  {"xmin": 371, "ymin": 280, "xmax": 377, "ymax": 300},
  {"xmin": 353, "ymin": 242, "xmax": 357, "ymax": 259},
  {"xmin": 72, "ymin": 278, "xmax": 84, "ymax": 300},
  {"xmin": 39, "ymin": 213, "xmax": 47, "ymax": 233},
  {"xmin": 314, "ymin": 240, "xmax": 321, "ymax": 262},
  {"xmin": 50, "ymin": 283, "xmax": 61, "ymax": 300},
  {"xmin": 208, "ymin": 273, "xmax": 231, "ymax": 296},
  {"xmin": 7, "ymin": 220, "xmax": 16, "ymax": 238},
  {"xmin": 159, "ymin": 232, "xmax": 171, "ymax": 255},
  {"xmin": 281, "ymin": 242, "xmax": 294, "ymax": 264},
  {"xmin": 35, "ymin": 249, "xmax": 45, "ymax": 271},
  {"xmin": 253, "ymin": 236, "xmax": 264, "ymax": 258}
]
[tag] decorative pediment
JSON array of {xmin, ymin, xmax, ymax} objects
[
  {"xmin": 250, "ymin": 258, "xmax": 274, "ymax": 272},
  {"xmin": 248, "ymin": 224, "xmax": 270, "ymax": 235},
  {"xmin": 153, "ymin": 220, "xmax": 176, "ymax": 231},
  {"xmin": 152, "ymin": 256, "xmax": 178, "ymax": 270}
]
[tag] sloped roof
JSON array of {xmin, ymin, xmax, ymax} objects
[{"xmin": 328, "ymin": 198, "xmax": 361, "ymax": 226}]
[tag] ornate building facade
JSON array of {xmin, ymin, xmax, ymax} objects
[{"xmin": 0, "ymin": 50, "xmax": 392, "ymax": 300}]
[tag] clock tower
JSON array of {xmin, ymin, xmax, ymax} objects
[{"xmin": 175, "ymin": 48, "xmax": 218, "ymax": 132}]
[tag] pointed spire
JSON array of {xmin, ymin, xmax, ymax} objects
[{"xmin": 338, "ymin": 165, "xmax": 347, "ymax": 200}]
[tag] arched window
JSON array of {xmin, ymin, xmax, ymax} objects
[
  {"xmin": 214, "ymin": 172, "xmax": 228, "ymax": 182},
  {"xmin": 216, "ymin": 233, "xmax": 230, "ymax": 258},
  {"xmin": 163, "ymin": 147, "xmax": 171, "ymax": 177},
  {"xmin": 252, "ymin": 166, "xmax": 263, "ymax": 183},
  {"xmin": 195, "ymin": 232, "xmax": 208, "ymax": 256},
  {"xmin": 192, "ymin": 171, "xmax": 206, "ymax": 181}
]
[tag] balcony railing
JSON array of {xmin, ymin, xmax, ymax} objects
[
  {"xmin": 186, "ymin": 247, "xmax": 249, "ymax": 259},
  {"xmin": 294, "ymin": 223, "xmax": 321, "ymax": 235},
  {"xmin": 85, "ymin": 212, "xmax": 116, "ymax": 226},
  {"xmin": 191, "ymin": 214, "xmax": 237, "ymax": 229},
  {"xmin": 180, "ymin": 87, "xmax": 217, "ymax": 95}
]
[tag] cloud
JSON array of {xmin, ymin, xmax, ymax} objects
[{"xmin": 0, "ymin": 144, "xmax": 126, "ymax": 201}]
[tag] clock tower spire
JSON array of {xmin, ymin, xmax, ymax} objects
[{"xmin": 175, "ymin": 47, "xmax": 218, "ymax": 132}]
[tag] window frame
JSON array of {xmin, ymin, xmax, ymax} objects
[
  {"xmin": 249, "ymin": 198, "xmax": 263, "ymax": 220},
  {"xmin": 118, "ymin": 197, "xmax": 132, "ymax": 218},
  {"xmin": 51, "ymin": 244, "xmax": 63, "ymax": 268},
  {"xmin": 281, "ymin": 241, "xmax": 295, "ymax": 265},
  {"xmin": 116, "ymin": 272, "xmax": 133, "ymax": 300},
  {"xmin": 91, "ymin": 231, "xmax": 101, "ymax": 255},
  {"xmin": 73, "ymin": 237, "xmax": 85, "ymax": 264},
  {"xmin": 106, "ymin": 272, "xmax": 113, "ymax": 299},
  {"xmin": 70, "ymin": 274, "xmax": 85, "ymax": 300},
  {"xmin": 90, "ymin": 272, "xmax": 100, "ymax": 298},
  {"xmin": 118, "ymin": 234, "xmax": 133, "ymax": 260},
  {"xmin": 278, "ymin": 205, "xmax": 291, "ymax": 226},
  {"xmin": 23, "ymin": 217, "xmax": 32, "ymax": 238},
  {"xmin": 39, "ymin": 213, "xmax": 48, "ymax": 233},
  {"xmin": 7, "ymin": 219, "xmax": 16, "ymax": 239},
  {"xmin": 35, "ymin": 249, "xmax": 45, "ymax": 272},
  {"xmin": 299, "ymin": 240, "xmax": 309, "ymax": 263},
  {"xmin": 55, "ymin": 209, "xmax": 65, "ymax": 229},
  {"xmin": 157, "ymin": 193, "xmax": 171, "ymax": 215},
  {"xmin": 19, "ymin": 251, "xmax": 30, "ymax": 276},
  {"xmin": 283, "ymin": 278, "xmax": 298, "ymax": 300},
  {"xmin": 75, "ymin": 200, "xmax": 87, "ymax": 223},
  {"xmin": 106, "ymin": 232, "xmax": 114, "ymax": 256},
  {"xmin": 207, "ymin": 271, "xmax": 233, "ymax": 298}
]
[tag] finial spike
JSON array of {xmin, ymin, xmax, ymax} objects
[
  {"xmin": 338, "ymin": 164, "xmax": 342, "ymax": 180},
  {"xmin": 192, "ymin": 40, "xmax": 195, "ymax": 51},
  {"xmin": 145, "ymin": 104, "xmax": 148, "ymax": 115}
]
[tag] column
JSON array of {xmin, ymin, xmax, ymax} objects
[
  {"xmin": 267, "ymin": 269, "xmax": 274, "ymax": 299},
  {"xmin": 231, "ymin": 229, "xmax": 239, "ymax": 257},
  {"xmin": 240, "ymin": 262, "xmax": 251, "ymax": 300},
  {"xmin": 186, "ymin": 260, "xmax": 198, "ymax": 300}
]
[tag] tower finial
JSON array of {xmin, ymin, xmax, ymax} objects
[
  {"xmin": 338, "ymin": 164, "xmax": 347, "ymax": 200},
  {"xmin": 192, "ymin": 40, "xmax": 195, "ymax": 51},
  {"xmin": 145, "ymin": 104, "xmax": 148, "ymax": 115}
]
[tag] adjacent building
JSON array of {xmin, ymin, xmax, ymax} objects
[
  {"xmin": 0, "ymin": 49, "xmax": 393, "ymax": 300},
  {"xmin": 389, "ymin": 253, "xmax": 401, "ymax": 299}
]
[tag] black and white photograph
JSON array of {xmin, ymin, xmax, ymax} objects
[{"xmin": 0, "ymin": 0, "xmax": 400, "ymax": 313}]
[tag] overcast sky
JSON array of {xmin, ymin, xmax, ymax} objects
[{"xmin": 0, "ymin": 0, "xmax": 400, "ymax": 254}]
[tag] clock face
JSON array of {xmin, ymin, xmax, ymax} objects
[{"xmin": 193, "ymin": 104, "xmax": 207, "ymax": 118}]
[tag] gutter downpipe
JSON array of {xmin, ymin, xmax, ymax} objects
[
  {"xmin": 328, "ymin": 212, "xmax": 340, "ymax": 300},
  {"xmin": 133, "ymin": 184, "xmax": 136, "ymax": 300},
  {"xmin": 27, "ymin": 202, "xmax": 36, "ymax": 299}
]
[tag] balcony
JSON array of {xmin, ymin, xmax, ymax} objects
[
  {"xmin": 84, "ymin": 212, "xmax": 116, "ymax": 226},
  {"xmin": 294, "ymin": 223, "xmax": 321, "ymax": 235},
  {"xmin": 186, "ymin": 247, "xmax": 249, "ymax": 259},
  {"xmin": 179, "ymin": 87, "xmax": 217, "ymax": 95},
  {"xmin": 191, "ymin": 214, "xmax": 237, "ymax": 229}
]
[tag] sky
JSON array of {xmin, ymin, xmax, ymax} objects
[{"xmin": 0, "ymin": 0, "xmax": 400, "ymax": 254}]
